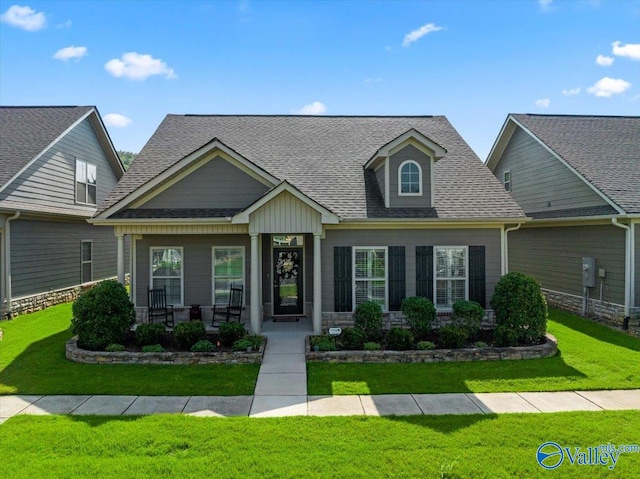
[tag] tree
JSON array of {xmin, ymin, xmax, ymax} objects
[{"xmin": 117, "ymin": 150, "xmax": 137, "ymax": 170}]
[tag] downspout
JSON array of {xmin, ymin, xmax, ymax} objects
[
  {"xmin": 502, "ymin": 223, "xmax": 522, "ymax": 275},
  {"xmin": 4, "ymin": 211, "xmax": 20, "ymax": 318},
  {"xmin": 611, "ymin": 218, "xmax": 631, "ymax": 318}
]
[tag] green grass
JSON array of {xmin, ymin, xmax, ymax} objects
[
  {"xmin": 0, "ymin": 303, "xmax": 259, "ymax": 395},
  {"xmin": 2, "ymin": 412, "xmax": 639, "ymax": 478},
  {"xmin": 308, "ymin": 309, "xmax": 640, "ymax": 395}
]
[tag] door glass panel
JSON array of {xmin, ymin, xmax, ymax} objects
[{"xmin": 275, "ymin": 250, "xmax": 301, "ymax": 310}]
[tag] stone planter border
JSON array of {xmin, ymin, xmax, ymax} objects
[
  {"xmin": 66, "ymin": 337, "xmax": 266, "ymax": 365},
  {"xmin": 305, "ymin": 333, "xmax": 557, "ymax": 363}
]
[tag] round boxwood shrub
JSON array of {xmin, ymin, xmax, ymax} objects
[
  {"xmin": 400, "ymin": 296, "xmax": 436, "ymax": 340},
  {"xmin": 71, "ymin": 280, "xmax": 136, "ymax": 351},
  {"xmin": 354, "ymin": 301, "xmax": 383, "ymax": 342},
  {"xmin": 385, "ymin": 327, "xmax": 414, "ymax": 351},
  {"xmin": 135, "ymin": 322, "xmax": 166, "ymax": 347},
  {"xmin": 494, "ymin": 325, "xmax": 519, "ymax": 347},
  {"xmin": 363, "ymin": 342, "xmax": 381, "ymax": 351},
  {"xmin": 172, "ymin": 321, "xmax": 206, "ymax": 350},
  {"xmin": 105, "ymin": 343, "xmax": 126, "ymax": 352},
  {"xmin": 219, "ymin": 321, "xmax": 247, "ymax": 347},
  {"xmin": 339, "ymin": 327, "xmax": 366, "ymax": 350},
  {"xmin": 232, "ymin": 338, "xmax": 254, "ymax": 352},
  {"xmin": 191, "ymin": 340, "xmax": 216, "ymax": 352},
  {"xmin": 490, "ymin": 272, "xmax": 548, "ymax": 345},
  {"xmin": 452, "ymin": 300, "xmax": 484, "ymax": 338},
  {"xmin": 417, "ymin": 340, "xmax": 435, "ymax": 350},
  {"xmin": 142, "ymin": 344, "xmax": 165, "ymax": 353},
  {"xmin": 438, "ymin": 324, "xmax": 468, "ymax": 349}
]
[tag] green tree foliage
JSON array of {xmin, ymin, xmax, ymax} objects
[{"xmin": 117, "ymin": 150, "xmax": 137, "ymax": 170}]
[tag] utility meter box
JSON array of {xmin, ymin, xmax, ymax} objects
[{"xmin": 582, "ymin": 257, "xmax": 596, "ymax": 287}]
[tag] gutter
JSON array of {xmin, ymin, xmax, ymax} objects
[
  {"xmin": 3, "ymin": 211, "xmax": 20, "ymax": 318},
  {"xmin": 611, "ymin": 218, "xmax": 631, "ymax": 317},
  {"xmin": 502, "ymin": 223, "xmax": 522, "ymax": 275}
]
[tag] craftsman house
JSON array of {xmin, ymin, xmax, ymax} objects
[
  {"xmin": 91, "ymin": 115, "xmax": 526, "ymax": 334},
  {"xmin": 487, "ymin": 114, "xmax": 639, "ymax": 324},
  {"xmin": 0, "ymin": 106, "xmax": 126, "ymax": 317}
]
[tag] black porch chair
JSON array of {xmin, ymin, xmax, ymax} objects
[
  {"xmin": 147, "ymin": 285, "xmax": 175, "ymax": 327},
  {"xmin": 212, "ymin": 286, "xmax": 243, "ymax": 325}
]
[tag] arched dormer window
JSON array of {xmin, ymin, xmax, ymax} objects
[{"xmin": 398, "ymin": 160, "xmax": 422, "ymax": 196}]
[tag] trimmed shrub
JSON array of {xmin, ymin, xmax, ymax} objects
[
  {"xmin": 438, "ymin": 324, "xmax": 469, "ymax": 349},
  {"xmin": 452, "ymin": 300, "xmax": 484, "ymax": 338},
  {"xmin": 135, "ymin": 322, "xmax": 166, "ymax": 347},
  {"xmin": 490, "ymin": 272, "xmax": 548, "ymax": 345},
  {"xmin": 172, "ymin": 321, "xmax": 206, "ymax": 350},
  {"xmin": 354, "ymin": 301, "xmax": 384, "ymax": 342},
  {"xmin": 417, "ymin": 341, "xmax": 436, "ymax": 350},
  {"xmin": 400, "ymin": 297, "xmax": 436, "ymax": 340},
  {"xmin": 317, "ymin": 337, "xmax": 337, "ymax": 352},
  {"xmin": 474, "ymin": 341, "xmax": 488, "ymax": 348},
  {"xmin": 494, "ymin": 325, "xmax": 519, "ymax": 347},
  {"xmin": 385, "ymin": 327, "xmax": 414, "ymax": 351},
  {"xmin": 219, "ymin": 321, "xmax": 247, "ymax": 347},
  {"xmin": 232, "ymin": 338, "xmax": 253, "ymax": 352},
  {"xmin": 191, "ymin": 340, "xmax": 216, "ymax": 352},
  {"xmin": 363, "ymin": 342, "xmax": 381, "ymax": 351},
  {"xmin": 339, "ymin": 327, "xmax": 366, "ymax": 350},
  {"xmin": 71, "ymin": 280, "xmax": 136, "ymax": 351},
  {"xmin": 142, "ymin": 344, "xmax": 165, "ymax": 353},
  {"xmin": 246, "ymin": 334, "xmax": 264, "ymax": 351},
  {"xmin": 105, "ymin": 343, "xmax": 126, "ymax": 352}
]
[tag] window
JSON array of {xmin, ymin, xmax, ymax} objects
[
  {"xmin": 435, "ymin": 247, "xmax": 467, "ymax": 308},
  {"xmin": 503, "ymin": 170, "xmax": 511, "ymax": 192},
  {"xmin": 151, "ymin": 247, "xmax": 183, "ymax": 305},
  {"xmin": 76, "ymin": 160, "xmax": 97, "ymax": 205},
  {"xmin": 213, "ymin": 247, "xmax": 245, "ymax": 305},
  {"xmin": 81, "ymin": 240, "xmax": 92, "ymax": 283},
  {"xmin": 398, "ymin": 160, "xmax": 422, "ymax": 195},
  {"xmin": 353, "ymin": 247, "xmax": 387, "ymax": 309}
]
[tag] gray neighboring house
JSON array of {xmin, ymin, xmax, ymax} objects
[
  {"xmin": 91, "ymin": 114, "xmax": 526, "ymax": 334},
  {"xmin": 487, "ymin": 113, "xmax": 639, "ymax": 325},
  {"xmin": 0, "ymin": 106, "xmax": 126, "ymax": 317}
]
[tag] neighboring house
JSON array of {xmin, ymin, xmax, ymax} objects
[
  {"xmin": 91, "ymin": 115, "xmax": 526, "ymax": 334},
  {"xmin": 487, "ymin": 114, "xmax": 639, "ymax": 325},
  {"xmin": 0, "ymin": 106, "xmax": 127, "ymax": 317}
]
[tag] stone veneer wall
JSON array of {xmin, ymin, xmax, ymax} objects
[
  {"xmin": 66, "ymin": 337, "xmax": 265, "ymax": 365},
  {"xmin": 321, "ymin": 310, "xmax": 496, "ymax": 331},
  {"xmin": 306, "ymin": 333, "xmax": 557, "ymax": 363}
]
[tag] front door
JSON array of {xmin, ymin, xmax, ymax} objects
[{"xmin": 273, "ymin": 248, "xmax": 303, "ymax": 315}]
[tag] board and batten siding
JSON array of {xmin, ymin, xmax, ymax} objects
[
  {"xmin": 0, "ymin": 118, "xmax": 119, "ymax": 213},
  {"xmin": 141, "ymin": 156, "xmax": 269, "ymax": 211},
  {"xmin": 508, "ymin": 225, "xmax": 626, "ymax": 305},
  {"xmin": 493, "ymin": 127, "xmax": 609, "ymax": 214},
  {"xmin": 388, "ymin": 144, "xmax": 432, "ymax": 208},
  {"xmin": 321, "ymin": 228, "xmax": 501, "ymax": 311},
  {"xmin": 249, "ymin": 191, "xmax": 322, "ymax": 234}
]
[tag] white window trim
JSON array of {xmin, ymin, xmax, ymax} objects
[
  {"xmin": 398, "ymin": 160, "xmax": 423, "ymax": 197},
  {"xmin": 212, "ymin": 246, "xmax": 246, "ymax": 306},
  {"xmin": 434, "ymin": 245, "xmax": 469, "ymax": 310},
  {"xmin": 503, "ymin": 170, "xmax": 511, "ymax": 192},
  {"xmin": 352, "ymin": 246, "xmax": 388, "ymax": 312},
  {"xmin": 75, "ymin": 159, "xmax": 97, "ymax": 206},
  {"xmin": 80, "ymin": 240, "xmax": 92, "ymax": 284},
  {"xmin": 150, "ymin": 246, "xmax": 184, "ymax": 307}
]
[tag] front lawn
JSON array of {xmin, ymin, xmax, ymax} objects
[
  {"xmin": 308, "ymin": 309, "xmax": 640, "ymax": 395},
  {"xmin": 0, "ymin": 303, "xmax": 259, "ymax": 395},
  {"xmin": 2, "ymin": 411, "xmax": 639, "ymax": 478}
]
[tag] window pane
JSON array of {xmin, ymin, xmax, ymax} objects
[
  {"xmin": 436, "ymin": 279, "xmax": 466, "ymax": 308},
  {"xmin": 273, "ymin": 235, "xmax": 304, "ymax": 246},
  {"xmin": 436, "ymin": 248, "xmax": 466, "ymax": 278},
  {"xmin": 82, "ymin": 263, "xmax": 92, "ymax": 283},
  {"xmin": 76, "ymin": 182, "xmax": 86, "ymax": 203},
  {"xmin": 153, "ymin": 278, "xmax": 181, "ymax": 305},
  {"xmin": 87, "ymin": 164, "xmax": 97, "ymax": 185},
  {"xmin": 87, "ymin": 184, "xmax": 97, "ymax": 205},
  {"xmin": 355, "ymin": 280, "xmax": 385, "ymax": 307},
  {"xmin": 81, "ymin": 242, "xmax": 92, "ymax": 262},
  {"xmin": 355, "ymin": 249, "xmax": 385, "ymax": 279},
  {"xmin": 214, "ymin": 248, "xmax": 243, "ymax": 277},
  {"xmin": 75, "ymin": 161, "xmax": 86, "ymax": 182},
  {"xmin": 152, "ymin": 248, "xmax": 182, "ymax": 276}
]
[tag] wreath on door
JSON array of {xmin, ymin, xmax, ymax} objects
[{"xmin": 275, "ymin": 251, "xmax": 299, "ymax": 280}]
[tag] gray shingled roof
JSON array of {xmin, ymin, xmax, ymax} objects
[
  {"xmin": 0, "ymin": 106, "xmax": 94, "ymax": 187},
  {"xmin": 100, "ymin": 115, "xmax": 525, "ymax": 220},
  {"xmin": 512, "ymin": 114, "xmax": 640, "ymax": 214}
]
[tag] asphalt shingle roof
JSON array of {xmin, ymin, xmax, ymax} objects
[
  {"xmin": 512, "ymin": 114, "xmax": 640, "ymax": 214},
  {"xmin": 100, "ymin": 115, "xmax": 525, "ymax": 220}
]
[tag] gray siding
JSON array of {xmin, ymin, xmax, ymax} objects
[
  {"xmin": 375, "ymin": 164, "xmax": 385, "ymax": 205},
  {"xmin": 388, "ymin": 144, "xmax": 432, "ymax": 208},
  {"xmin": 10, "ymin": 218, "xmax": 124, "ymax": 297},
  {"xmin": 1, "ymin": 118, "xmax": 119, "ymax": 212},
  {"xmin": 509, "ymin": 225, "xmax": 626, "ymax": 305},
  {"xmin": 493, "ymin": 127, "xmax": 608, "ymax": 214},
  {"xmin": 141, "ymin": 156, "xmax": 269, "ymax": 210},
  {"xmin": 321, "ymin": 228, "xmax": 502, "ymax": 311},
  {"xmin": 636, "ymin": 223, "xmax": 640, "ymax": 308}
]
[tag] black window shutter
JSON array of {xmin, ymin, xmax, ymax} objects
[
  {"xmin": 334, "ymin": 246, "xmax": 352, "ymax": 312},
  {"xmin": 469, "ymin": 246, "xmax": 486, "ymax": 308},
  {"xmin": 388, "ymin": 246, "xmax": 406, "ymax": 311},
  {"xmin": 416, "ymin": 246, "xmax": 433, "ymax": 301}
]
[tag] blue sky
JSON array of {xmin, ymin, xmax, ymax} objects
[{"xmin": 1, "ymin": 0, "xmax": 639, "ymax": 159}]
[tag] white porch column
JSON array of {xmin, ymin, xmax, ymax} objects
[
  {"xmin": 116, "ymin": 234, "xmax": 125, "ymax": 285},
  {"xmin": 250, "ymin": 233, "xmax": 260, "ymax": 334},
  {"xmin": 313, "ymin": 233, "xmax": 322, "ymax": 335}
]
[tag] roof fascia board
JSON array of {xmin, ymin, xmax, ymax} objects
[
  {"xmin": 364, "ymin": 129, "xmax": 447, "ymax": 169},
  {"xmin": 525, "ymin": 215, "xmax": 629, "ymax": 227},
  {"xmin": 485, "ymin": 115, "xmax": 516, "ymax": 170},
  {"xmin": 89, "ymin": 217, "xmax": 232, "ymax": 226}
]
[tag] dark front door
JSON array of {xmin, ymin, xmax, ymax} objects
[{"xmin": 273, "ymin": 248, "xmax": 303, "ymax": 315}]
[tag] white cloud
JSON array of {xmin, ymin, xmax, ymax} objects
[
  {"xmin": 595, "ymin": 54, "xmax": 614, "ymax": 66},
  {"xmin": 0, "ymin": 4, "xmax": 46, "ymax": 31},
  {"xmin": 587, "ymin": 77, "xmax": 631, "ymax": 97},
  {"xmin": 53, "ymin": 46, "xmax": 87, "ymax": 61},
  {"xmin": 105, "ymin": 52, "xmax": 177, "ymax": 80},
  {"xmin": 402, "ymin": 23, "xmax": 443, "ymax": 47},
  {"xmin": 103, "ymin": 113, "xmax": 132, "ymax": 128},
  {"xmin": 612, "ymin": 41, "xmax": 640, "ymax": 61},
  {"xmin": 294, "ymin": 101, "xmax": 327, "ymax": 115},
  {"xmin": 562, "ymin": 87, "xmax": 581, "ymax": 96},
  {"xmin": 57, "ymin": 19, "xmax": 72, "ymax": 29},
  {"xmin": 538, "ymin": 0, "xmax": 554, "ymax": 12},
  {"xmin": 535, "ymin": 98, "xmax": 550, "ymax": 108}
]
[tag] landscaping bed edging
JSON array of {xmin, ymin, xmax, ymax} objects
[
  {"xmin": 305, "ymin": 333, "xmax": 557, "ymax": 363},
  {"xmin": 66, "ymin": 337, "xmax": 266, "ymax": 365}
]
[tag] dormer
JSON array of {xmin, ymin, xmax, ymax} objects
[{"xmin": 365, "ymin": 129, "xmax": 446, "ymax": 208}]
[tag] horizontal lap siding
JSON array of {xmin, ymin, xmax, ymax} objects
[
  {"xmin": 636, "ymin": 225, "xmax": 640, "ymax": 308},
  {"xmin": 508, "ymin": 225, "xmax": 626, "ymax": 305},
  {"xmin": 389, "ymin": 144, "xmax": 432, "ymax": 208}
]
